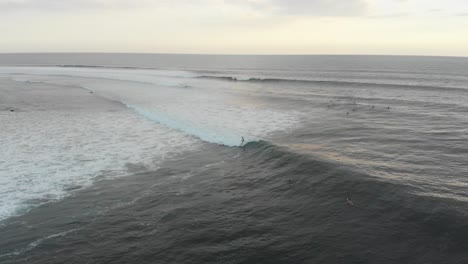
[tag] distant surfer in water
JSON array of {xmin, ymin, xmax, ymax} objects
[
  {"xmin": 240, "ymin": 136, "xmax": 245, "ymax": 146},
  {"xmin": 346, "ymin": 197, "xmax": 354, "ymax": 206}
]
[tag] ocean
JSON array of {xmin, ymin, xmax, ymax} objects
[{"xmin": 0, "ymin": 54, "xmax": 468, "ymax": 263}]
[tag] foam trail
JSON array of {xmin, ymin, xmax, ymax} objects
[{"xmin": 0, "ymin": 228, "xmax": 83, "ymax": 258}]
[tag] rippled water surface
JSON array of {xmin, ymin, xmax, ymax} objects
[{"xmin": 1, "ymin": 54, "xmax": 468, "ymax": 264}]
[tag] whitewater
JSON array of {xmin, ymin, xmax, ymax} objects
[{"xmin": 0, "ymin": 66, "xmax": 301, "ymax": 221}]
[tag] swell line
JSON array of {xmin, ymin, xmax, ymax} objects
[
  {"xmin": 10, "ymin": 72, "xmax": 192, "ymax": 89},
  {"xmin": 196, "ymin": 75, "xmax": 468, "ymax": 92}
]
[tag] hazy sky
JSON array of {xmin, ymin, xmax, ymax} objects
[{"xmin": 1, "ymin": 0, "xmax": 468, "ymax": 56}]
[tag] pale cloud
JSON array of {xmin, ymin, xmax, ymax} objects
[
  {"xmin": 0, "ymin": 0, "xmax": 369, "ymax": 16},
  {"xmin": 0, "ymin": 0, "xmax": 166, "ymax": 12},
  {"xmin": 1, "ymin": 0, "xmax": 468, "ymax": 55},
  {"xmin": 1, "ymin": 0, "xmax": 465, "ymax": 18},
  {"xmin": 272, "ymin": 0, "xmax": 368, "ymax": 16},
  {"xmin": 231, "ymin": 0, "xmax": 369, "ymax": 16}
]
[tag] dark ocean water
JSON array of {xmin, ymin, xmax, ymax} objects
[{"xmin": 1, "ymin": 54, "xmax": 468, "ymax": 263}]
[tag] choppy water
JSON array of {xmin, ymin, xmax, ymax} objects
[{"xmin": 1, "ymin": 54, "xmax": 468, "ymax": 263}]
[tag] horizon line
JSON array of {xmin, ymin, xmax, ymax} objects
[{"xmin": 0, "ymin": 52, "xmax": 467, "ymax": 59}]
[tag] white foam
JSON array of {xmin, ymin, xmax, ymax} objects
[
  {"xmin": 0, "ymin": 110, "xmax": 198, "ymax": 221},
  {"xmin": 0, "ymin": 66, "xmax": 301, "ymax": 220}
]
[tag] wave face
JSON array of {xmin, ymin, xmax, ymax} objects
[{"xmin": 0, "ymin": 66, "xmax": 301, "ymax": 220}]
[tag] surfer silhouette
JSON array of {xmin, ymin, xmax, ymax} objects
[
  {"xmin": 346, "ymin": 197, "xmax": 354, "ymax": 206},
  {"xmin": 240, "ymin": 136, "xmax": 245, "ymax": 146}
]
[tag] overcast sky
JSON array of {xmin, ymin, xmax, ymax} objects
[{"xmin": 1, "ymin": 0, "xmax": 468, "ymax": 56}]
